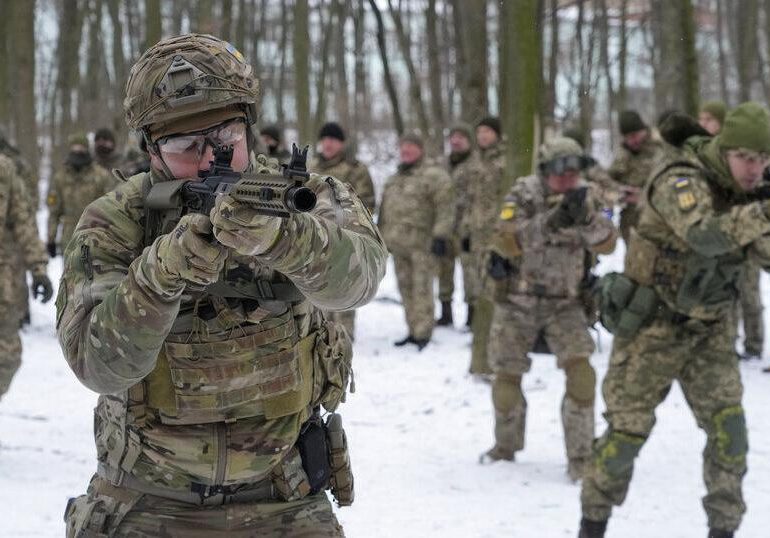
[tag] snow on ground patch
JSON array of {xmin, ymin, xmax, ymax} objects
[{"xmin": 1, "ymin": 254, "xmax": 769, "ymax": 536}]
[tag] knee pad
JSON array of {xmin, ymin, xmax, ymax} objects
[
  {"xmin": 594, "ymin": 429, "xmax": 645, "ymax": 478},
  {"xmin": 565, "ymin": 357, "xmax": 596, "ymax": 406},
  {"xmin": 492, "ymin": 374, "xmax": 524, "ymax": 414},
  {"xmin": 712, "ymin": 406, "xmax": 748, "ymax": 467}
]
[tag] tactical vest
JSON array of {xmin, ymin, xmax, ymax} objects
[
  {"xmin": 625, "ymin": 161, "xmax": 745, "ymax": 320},
  {"xmin": 128, "ymin": 173, "xmax": 324, "ymax": 427}
]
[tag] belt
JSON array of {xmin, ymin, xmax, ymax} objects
[{"xmin": 99, "ymin": 464, "xmax": 277, "ymax": 506}]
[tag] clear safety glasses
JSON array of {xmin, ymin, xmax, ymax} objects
[{"xmin": 156, "ymin": 119, "xmax": 247, "ymax": 160}]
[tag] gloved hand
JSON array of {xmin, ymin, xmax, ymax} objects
[
  {"xmin": 487, "ymin": 252, "xmax": 513, "ymax": 281},
  {"xmin": 431, "ymin": 237, "xmax": 449, "ymax": 257},
  {"xmin": 548, "ymin": 187, "xmax": 589, "ymax": 229},
  {"xmin": 461, "ymin": 236, "xmax": 471, "ymax": 253},
  {"xmin": 31, "ymin": 273, "xmax": 53, "ymax": 303},
  {"xmin": 210, "ymin": 195, "xmax": 283, "ymax": 256},
  {"xmin": 154, "ymin": 213, "xmax": 228, "ymax": 287},
  {"xmin": 47, "ymin": 242, "xmax": 57, "ymax": 258}
]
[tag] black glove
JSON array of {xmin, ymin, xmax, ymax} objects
[
  {"xmin": 31, "ymin": 274, "xmax": 54, "ymax": 303},
  {"xmin": 47, "ymin": 242, "xmax": 57, "ymax": 258},
  {"xmin": 488, "ymin": 252, "xmax": 513, "ymax": 281},
  {"xmin": 431, "ymin": 237, "xmax": 449, "ymax": 257},
  {"xmin": 548, "ymin": 187, "xmax": 589, "ymax": 229},
  {"xmin": 461, "ymin": 236, "xmax": 471, "ymax": 253}
]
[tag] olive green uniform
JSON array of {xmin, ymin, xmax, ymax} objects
[
  {"xmin": 309, "ymin": 152, "xmax": 376, "ymax": 340},
  {"xmin": 581, "ymin": 135, "xmax": 770, "ymax": 532},
  {"xmin": 488, "ymin": 175, "xmax": 616, "ymax": 467},
  {"xmin": 378, "ymin": 159, "xmax": 453, "ymax": 341}
]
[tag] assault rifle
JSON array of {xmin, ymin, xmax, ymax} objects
[{"xmin": 146, "ymin": 143, "xmax": 317, "ymax": 218}]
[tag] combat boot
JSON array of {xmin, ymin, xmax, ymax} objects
[
  {"xmin": 479, "ymin": 444, "xmax": 515, "ymax": 464},
  {"xmin": 737, "ymin": 350, "xmax": 761, "ymax": 361},
  {"xmin": 708, "ymin": 530, "xmax": 733, "ymax": 538},
  {"xmin": 436, "ymin": 301, "xmax": 453, "ymax": 326},
  {"xmin": 414, "ymin": 338, "xmax": 430, "ymax": 351},
  {"xmin": 394, "ymin": 335, "xmax": 416, "ymax": 347},
  {"xmin": 577, "ymin": 518, "xmax": 607, "ymax": 538}
]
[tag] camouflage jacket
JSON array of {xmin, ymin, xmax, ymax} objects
[
  {"xmin": 310, "ymin": 153, "xmax": 376, "ymax": 213},
  {"xmin": 448, "ymin": 150, "xmax": 487, "ymax": 240},
  {"xmin": 1, "ymin": 146, "xmax": 38, "ymax": 207},
  {"xmin": 608, "ymin": 137, "xmax": 665, "ymax": 193},
  {"xmin": 0, "ymin": 155, "xmax": 47, "ymax": 304},
  {"xmin": 378, "ymin": 159, "xmax": 454, "ymax": 256},
  {"xmin": 493, "ymin": 174, "xmax": 617, "ymax": 301},
  {"xmin": 471, "ymin": 142, "xmax": 505, "ymax": 248},
  {"xmin": 47, "ymin": 162, "xmax": 117, "ymax": 247},
  {"xmin": 56, "ymin": 155, "xmax": 387, "ymax": 493},
  {"xmin": 626, "ymin": 137, "xmax": 770, "ymax": 321},
  {"xmin": 95, "ymin": 150, "xmax": 126, "ymax": 174}
]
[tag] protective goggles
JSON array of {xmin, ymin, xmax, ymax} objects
[
  {"xmin": 156, "ymin": 118, "xmax": 246, "ymax": 159},
  {"xmin": 541, "ymin": 155, "xmax": 594, "ymax": 176}
]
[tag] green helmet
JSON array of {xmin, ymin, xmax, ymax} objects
[
  {"xmin": 538, "ymin": 136, "xmax": 583, "ymax": 163},
  {"xmin": 124, "ymin": 34, "xmax": 259, "ymax": 137}
]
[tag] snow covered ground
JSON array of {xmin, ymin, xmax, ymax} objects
[{"xmin": 1, "ymin": 242, "xmax": 770, "ymax": 537}]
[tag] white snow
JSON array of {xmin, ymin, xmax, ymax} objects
[{"xmin": 1, "ymin": 239, "xmax": 769, "ymax": 537}]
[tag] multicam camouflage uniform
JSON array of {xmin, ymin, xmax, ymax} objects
[
  {"xmin": 58, "ymin": 34, "xmax": 387, "ymax": 537},
  {"xmin": 469, "ymin": 141, "xmax": 505, "ymax": 374},
  {"xmin": 309, "ymin": 152, "xmax": 376, "ymax": 340},
  {"xmin": 0, "ymin": 155, "xmax": 48, "ymax": 400},
  {"xmin": 46, "ymin": 161, "xmax": 116, "ymax": 251},
  {"xmin": 378, "ymin": 158, "xmax": 453, "ymax": 342},
  {"xmin": 450, "ymin": 147, "xmax": 488, "ymax": 307},
  {"xmin": 581, "ymin": 105, "xmax": 770, "ymax": 534},
  {"xmin": 607, "ymin": 136, "xmax": 665, "ymax": 243},
  {"xmin": 485, "ymin": 141, "xmax": 616, "ymax": 474}
]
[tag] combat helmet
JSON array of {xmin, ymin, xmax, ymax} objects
[
  {"xmin": 538, "ymin": 136, "xmax": 593, "ymax": 176},
  {"xmin": 124, "ymin": 34, "xmax": 259, "ymax": 143}
]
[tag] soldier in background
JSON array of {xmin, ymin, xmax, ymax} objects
[
  {"xmin": 699, "ymin": 101, "xmax": 727, "ymax": 137},
  {"xmin": 0, "ymin": 154, "xmax": 53, "ymax": 404},
  {"xmin": 378, "ymin": 132, "xmax": 453, "ymax": 350},
  {"xmin": 469, "ymin": 116, "xmax": 506, "ymax": 375},
  {"xmin": 0, "ymin": 128, "xmax": 38, "ymax": 327},
  {"xmin": 93, "ymin": 128, "xmax": 125, "ymax": 172},
  {"xmin": 579, "ymin": 103, "xmax": 770, "ymax": 538},
  {"xmin": 46, "ymin": 133, "xmax": 116, "ymax": 256},
  {"xmin": 481, "ymin": 138, "xmax": 616, "ymax": 482},
  {"xmin": 445, "ymin": 124, "xmax": 488, "ymax": 328},
  {"xmin": 259, "ymin": 124, "xmax": 292, "ymax": 164},
  {"xmin": 608, "ymin": 110, "xmax": 665, "ymax": 244},
  {"xmin": 309, "ymin": 121, "xmax": 376, "ymax": 340}
]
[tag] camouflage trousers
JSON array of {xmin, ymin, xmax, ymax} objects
[
  {"xmin": 488, "ymin": 297, "xmax": 596, "ymax": 461},
  {"xmin": 325, "ymin": 310, "xmax": 356, "ymax": 342},
  {"xmin": 458, "ymin": 250, "xmax": 479, "ymax": 304},
  {"xmin": 738, "ymin": 260, "xmax": 764, "ymax": 356},
  {"xmin": 437, "ymin": 255, "xmax": 456, "ymax": 303},
  {"xmin": 0, "ymin": 318, "xmax": 22, "ymax": 401},
  {"xmin": 65, "ymin": 476, "xmax": 344, "ymax": 537},
  {"xmin": 581, "ymin": 316, "xmax": 747, "ymax": 532},
  {"xmin": 393, "ymin": 250, "xmax": 436, "ymax": 340}
]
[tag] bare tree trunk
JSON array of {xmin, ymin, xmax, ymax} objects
[
  {"xmin": 106, "ymin": 0, "xmax": 128, "ymax": 135},
  {"xmin": 221, "ymin": 0, "xmax": 233, "ymax": 42},
  {"xmin": 10, "ymin": 0, "xmax": 38, "ymax": 174},
  {"xmin": 764, "ymin": 0, "xmax": 770, "ymax": 103},
  {"xmin": 125, "ymin": 1, "xmax": 141, "ymax": 59},
  {"xmin": 0, "ymin": 9, "xmax": 8, "ymax": 129},
  {"xmin": 235, "ymin": 0, "xmax": 247, "ymax": 52},
  {"xmin": 333, "ymin": 0, "xmax": 351, "ymax": 130},
  {"xmin": 653, "ymin": 0, "xmax": 699, "ymax": 116},
  {"xmin": 425, "ymin": 0, "xmax": 444, "ymax": 143},
  {"xmin": 276, "ymin": 0, "xmax": 289, "ymax": 124},
  {"xmin": 387, "ymin": 0, "xmax": 431, "ymax": 139},
  {"xmin": 352, "ymin": 0, "xmax": 367, "ymax": 139},
  {"xmin": 312, "ymin": 3, "xmax": 336, "ymax": 136},
  {"xmin": 145, "ymin": 0, "xmax": 162, "ymax": 49},
  {"xmin": 294, "ymin": 0, "xmax": 311, "ymax": 144},
  {"xmin": 82, "ymin": 0, "xmax": 109, "ymax": 130},
  {"xmin": 716, "ymin": 0, "xmax": 729, "ymax": 103},
  {"xmin": 54, "ymin": 0, "xmax": 84, "ymax": 163},
  {"xmin": 368, "ymin": 0, "xmax": 404, "ymax": 135},
  {"xmin": 454, "ymin": 0, "xmax": 487, "ymax": 124},
  {"xmin": 197, "ymin": 0, "xmax": 214, "ymax": 34},
  {"xmin": 735, "ymin": 0, "xmax": 759, "ymax": 101},
  {"xmin": 598, "ymin": 0, "xmax": 614, "ymax": 149},
  {"xmin": 545, "ymin": 0, "xmax": 559, "ymax": 129},
  {"xmin": 617, "ymin": 0, "xmax": 628, "ymax": 110}
]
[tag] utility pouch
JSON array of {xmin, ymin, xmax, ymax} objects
[
  {"xmin": 326, "ymin": 412, "xmax": 355, "ymax": 506},
  {"xmin": 297, "ymin": 413, "xmax": 331, "ymax": 494},
  {"xmin": 599, "ymin": 272, "xmax": 659, "ymax": 338}
]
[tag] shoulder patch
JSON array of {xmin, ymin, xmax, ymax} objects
[
  {"xmin": 500, "ymin": 202, "xmax": 517, "ymax": 220},
  {"xmin": 673, "ymin": 176, "xmax": 696, "ymax": 211}
]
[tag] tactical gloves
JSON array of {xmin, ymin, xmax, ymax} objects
[
  {"xmin": 548, "ymin": 187, "xmax": 590, "ymax": 229},
  {"xmin": 31, "ymin": 272, "xmax": 53, "ymax": 303},
  {"xmin": 431, "ymin": 237, "xmax": 449, "ymax": 257},
  {"xmin": 488, "ymin": 252, "xmax": 513, "ymax": 280},
  {"xmin": 46, "ymin": 242, "xmax": 57, "ymax": 258},
  {"xmin": 210, "ymin": 195, "xmax": 283, "ymax": 256},
  {"xmin": 154, "ymin": 213, "xmax": 228, "ymax": 288}
]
